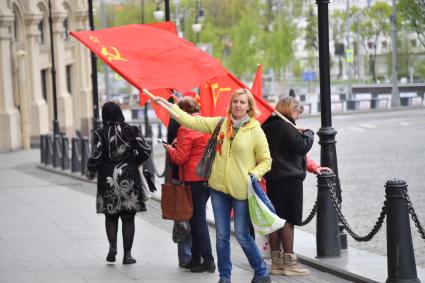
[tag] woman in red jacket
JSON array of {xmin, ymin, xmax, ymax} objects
[{"xmin": 163, "ymin": 96, "xmax": 216, "ymax": 273}]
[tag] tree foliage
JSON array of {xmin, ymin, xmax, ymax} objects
[
  {"xmin": 358, "ymin": 1, "xmax": 393, "ymax": 81},
  {"xmin": 398, "ymin": 0, "xmax": 425, "ymax": 48}
]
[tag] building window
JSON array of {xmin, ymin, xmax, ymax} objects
[
  {"xmin": 66, "ymin": 65, "xmax": 72, "ymax": 95},
  {"xmin": 41, "ymin": 69, "xmax": 48, "ymax": 101},
  {"xmin": 13, "ymin": 15, "xmax": 18, "ymax": 42},
  {"xmin": 63, "ymin": 18, "xmax": 69, "ymax": 41},
  {"xmin": 381, "ymin": 41, "xmax": 387, "ymax": 48},
  {"xmin": 38, "ymin": 20, "xmax": 45, "ymax": 44}
]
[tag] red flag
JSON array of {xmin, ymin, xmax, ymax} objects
[
  {"xmin": 200, "ymin": 72, "xmax": 274, "ymax": 123},
  {"xmin": 70, "ymin": 22, "xmax": 227, "ymax": 92},
  {"xmin": 150, "ymin": 89, "xmax": 173, "ymax": 127},
  {"xmin": 251, "ymin": 64, "xmax": 262, "ymax": 97}
]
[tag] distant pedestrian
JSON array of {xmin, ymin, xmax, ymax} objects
[
  {"xmin": 86, "ymin": 102, "xmax": 151, "ymax": 265},
  {"xmin": 163, "ymin": 96, "xmax": 216, "ymax": 273},
  {"xmin": 289, "ymin": 89, "xmax": 295, "ymax": 98},
  {"xmin": 155, "ymin": 88, "xmax": 273, "ymax": 283},
  {"xmin": 262, "ymin": 96, "xmax": 325, "ymax": 276}
]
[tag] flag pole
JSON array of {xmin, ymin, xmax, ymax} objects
[
  {"xmin": 142, "ymin": 88, "xmax": 180, "ymax": 119},
  {"xmin": 273, "ymin": 110, "xmax": 298, "ymax": 130}
]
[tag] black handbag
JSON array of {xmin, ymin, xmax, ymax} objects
[{"xmin": 196, "ymin": 118, "xmax": 225, "ymax": 179}]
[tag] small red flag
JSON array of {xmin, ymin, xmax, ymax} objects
[
  {"xmin": 251, "ymin": 64, "xmax": 262, "ymax": 97},
  {"xmin": 199, "ymin": 72, "xmax": 274, "ymax": 123}
]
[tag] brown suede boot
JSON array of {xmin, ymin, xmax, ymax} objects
[
  {"xmin": 282, "ymin": 253, "xmax": 310, "ymax": 276},
  {"xmin": 270, "ymin": 251, "xmax": 284, "ymax": 275}
]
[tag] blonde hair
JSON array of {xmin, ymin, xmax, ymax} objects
[
  {"xmin": 227, "ymin": 88, "xmax": 259, "ymax": 118},
  {"xmin": 275, "ymin": 96, "xmax": 304, "ymax": 117}
]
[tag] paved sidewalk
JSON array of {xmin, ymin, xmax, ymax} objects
[{"xmin": 0, "ymin": 150, "xmax": 351, "ymax": 283}]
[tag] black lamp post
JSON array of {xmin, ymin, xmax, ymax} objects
[
  {"xmin": 165, "ymin": 0, "xmax": 170, "ymax": 21},
  {"xmin": 88, "ymin": 0, "xmax": 102, "ymax": 131},
  {"xmin": 315, "ymin": 0, "xmax": 347, "ymax": 249},
  {"xmin": 48, "ymin": 0, "xmax": 60, "ymax": 135}
]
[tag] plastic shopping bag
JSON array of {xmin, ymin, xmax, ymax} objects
[
  {"xmin": 255, "ymin": 233, "xmax": 271, "ymax": 259},
  {"xmin": 248, "ymin": 175, "xmax": 285, "ymax": 236}
]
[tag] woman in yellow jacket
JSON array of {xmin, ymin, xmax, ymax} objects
[{"xmin": 155, "ymin": 88, "xmax": 272, "ymax": 283}]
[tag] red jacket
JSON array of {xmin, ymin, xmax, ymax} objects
[{"xmin": 168, "ymin": 122, "xmax": 209, "ymax": 182}]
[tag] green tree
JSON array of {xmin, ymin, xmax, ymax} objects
[
  {"xmin": 398, "ymin": 0, "xmax": 425, "ymax": 48},
  {"xmin": 358, "ymin": 1, "xmax": 393, "ymax": 82}
]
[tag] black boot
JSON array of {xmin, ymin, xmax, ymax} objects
[
  {"xmin": 123, "ymin": 251, "xmax": 136, "ymax": 264},
  {"xmin": 190, "ymin": 260, "xmax": 216, "ymax": 273},
  {"xmin": 106, "ymin": 243, "xmax": 117, "ymax": 263}
]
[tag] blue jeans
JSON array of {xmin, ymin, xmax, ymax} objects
[
  {"xmin": 210, "ymin": 189, "xmax": 268, "ymax": 281},
  {"xmin": 188, "ymin": 181, "xmax": 214, "ymax": 262}
]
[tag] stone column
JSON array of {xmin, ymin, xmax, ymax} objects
[
  {"xmin": 24, "ymin": 12, "xmax": 49, "ymax": 147},
  {"xmin": 0, "ymin": 13, "xmax": 21, "ymax": 150},
  {"xmin": 51, "ymin": 5, "xmax": 74, "ymax": 136},
  {"xmin": 72, "ymin": 8, "xmax": 93, "ymax": 137}
]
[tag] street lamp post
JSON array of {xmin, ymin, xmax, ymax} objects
[
  {"xmin": 390, "ymin": 0, "xmax": 400, "ymax": 107},
  {"xmin": 88, "ymin": 0, "xmax": 102, "ymax": 131},
  {"xmin": 316, "ymin": 0, "xmax": 347, "ymax": 249},
  {"xmin": 48, "ymin": 0, "xmax": 60, "ymax": 135}
]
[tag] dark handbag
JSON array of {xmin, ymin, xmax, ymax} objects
[
  {"xmin": 196, "ymin": 118, "xmax": 225, "ymax": 179},
  {"xmin": 172, "ymin": 221, "xmax": 191, "ymax": 243}
]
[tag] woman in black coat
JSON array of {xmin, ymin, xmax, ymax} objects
[
  {"xmin": 87, "ymin": 102, "xmax": 151, "ymax": 264},
  {"xmin": 262, "ymin": 97, "xmax": 313, "ymax": 276}
]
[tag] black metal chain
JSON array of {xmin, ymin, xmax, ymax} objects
[
  {"xmin": 299, "ymin": 198, "xmax": 318, "ymax": 226},
  {"xmin": 328, "ymin": 181, "xmax": 387, "ymax": 242},
  {"xmin": 401, "ymin": 190, "xmax": 425, "ymax": 240}
]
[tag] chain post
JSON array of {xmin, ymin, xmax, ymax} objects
[
  {"xmin": 316, "ymin": 171, "xmax": 341, "ymax": 257},
  {"xmin": 385, "ymin": 179, "xmax": 419, "ymax": 283}
]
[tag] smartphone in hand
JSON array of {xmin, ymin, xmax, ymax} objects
[{"xmin": 157, "ymin": 138, "xmax": 169, "ymax": 145}]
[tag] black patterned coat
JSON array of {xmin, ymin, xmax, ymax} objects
[{"xmin": 87, "ymin": 122, "xmax": 151, "ymax": 215}]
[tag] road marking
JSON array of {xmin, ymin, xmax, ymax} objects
[
  {"xmin": 400, "ymin": 122, "xmax": 410, "ymax": 126},
  {"xmin": 361, "ymin": 124, "xmax": 377, "ymax": 129},
  {"xmin": 347, "ymin": 127, "xmax": 365, "ymax": 132}
]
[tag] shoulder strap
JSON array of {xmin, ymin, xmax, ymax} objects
[{"xmin": 212, "ymin": 118, "xmax": 225, "ymax": 139}]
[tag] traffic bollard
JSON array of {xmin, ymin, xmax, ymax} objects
[
  {"xmin": 71, "ymin": 138, "xmax": 81, "ymax": 173},
  {"xmin": 385, "ymin": 179, "xmax": 420, "ymax": 283},
  {"xmin": 316, "ymin": 171, "xmax": 341, "ymax": 257},
  {"xmin": 53, "ymin": 134, "xmax": 62, "ymax": 168},
  {"xmin": 81, "ymin": 137, "xmax": 89, "ymax": 176},
  {"xmin": 40, "ymin": 135, "xmax": 46, "ymax": 164},
  {"xmin": 61, "ymin": 135, "xmax": 70, "ymax": 170},
  {"xmin": 45, "ymin": 134, "xmax": 53, "ymax": 166}
]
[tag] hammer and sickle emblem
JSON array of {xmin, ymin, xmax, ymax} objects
[
  {"xmin": 210, "ymin": 83, "xmax": 232, "ymax": 106},
  {"xmin": 101, "ymin": 46, "xmax": 128, "ymax": 62}
]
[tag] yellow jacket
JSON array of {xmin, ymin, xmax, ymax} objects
[{"xmin": 171, "ymin": 104, "xmax": 272, "ymax": 200}]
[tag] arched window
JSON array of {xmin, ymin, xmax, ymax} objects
[
  {"xmin": 37, "ymin": 3, "xmax": 49, "ymax": 45},
  {"xmin": 12, "ymin": 4, "xmax": 23, "ymax": 44},
  {"xmin": 63, "ymin": 3, "xmax": 72, "ymax": 41}
]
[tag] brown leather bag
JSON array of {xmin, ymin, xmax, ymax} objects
[{"xmin": 161, "ymin": 164, "xmax": 193, "ymax": 221}]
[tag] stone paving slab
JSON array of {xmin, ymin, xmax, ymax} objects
[{"xmin": 0, "ymin": 150, "xmax": 350, "ymax": 283}]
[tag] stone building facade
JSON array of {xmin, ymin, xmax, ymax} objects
[{"xmin": 0, "ymin": 0, "xmax": 93, "ymax": 150}]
